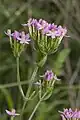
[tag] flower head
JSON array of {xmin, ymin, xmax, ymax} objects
[
  {"xmin": 5, "ymin": 109, "xmax": 20, "ymax": 117},
  {"xmin": 5, "ymin": 30, "xmax": 31, "ymax": 57},
  {"xmin": 22, "ymin": 18, "xmax": 67, "ymax": 55},
  {"xmin": 44, "ymin": 70, "xmax": 54, "ymax": 81},
  {"xmin": 59, "ymin": 108, "xmax": 80, "ymax": 120},
  {"xmin": 5, "ymin": 30, "xmax": 31, "ymax": 44},
  {"xmin": 43, "ymin": 70, "xmax": 60, "ymax": 81},
  {"xmin": 17, "ymin": 32, "xmax": 31, "ymax": 44}
]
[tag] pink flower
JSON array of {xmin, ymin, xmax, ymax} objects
[
  {"xmin": 17, "ymin": 32, "xmax": 31, "ymax": 44},
  {"xmin": 44, "ymin": 70, "xmax": 54, "ymax": 80},
  {"xmin": 5, "ymin": 109, "xmax": 20, "ymax": 117},
  {"xmin": 59, "ymin": 108, "xmax": 80, "ymax": 120}
]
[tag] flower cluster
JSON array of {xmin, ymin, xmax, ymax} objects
[
  {"xmin": 35, "ymin": 70, "xmax": 59, "ymax": 85},
  {"xmin": 35, "ymin": 70, "xmax": 60, "ymax": 100},
  {"xmin": 22, "ymin": 18, "xmax": 67, "ymax": 55},
  {"xmin": 5, "ymin": 30, "xmax": 31, "ymax": 57},
  {"xmin": 59, "ymin": 108, "xmax": 80, "ymax": 120},
  {"xmin": 23, "ymin": 18, "xmax": 67, "ymax": 38},
  {"xmin": 5, "ymin": 18, "xmax": 67, "ymax": 56},
  {"xmin": 5, "ymin": 30, "xmax": 31, "ymax": 44},
  {"xmin": 35, "ymin": 70, "xmax": 60, "ymax": 99},
  {"xmin": 39, "ymin": 70, "xmax": 60, "ymax": 81},
  {"xmin": 43, "ymin": 70, "xmax": 60, "ymax": 86}
]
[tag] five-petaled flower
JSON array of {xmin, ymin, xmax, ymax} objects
[
  {"xmin": 5, "ymin": 109, "xmax": 20, "ymax": 117},
  {"xmin": 17, "ymin": 32, "xmax": 31, "ymax": 44}
]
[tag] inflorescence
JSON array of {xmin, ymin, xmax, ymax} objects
[
  {"xmin": 22, "ymin": 18, "xmax": 67, "ymax": 55},
  {"xmin": 59, "ymin": 108, "xmax": 80, "ymax": 120},
  {"xmin": 5, "ymin": 30, "xmax": 31, "ymax": 44},
  {"xmin": 5, "ymin": 30, "xmax": 31, "ymax": 57},
  {"xmin": 5, "ymin": 18, "xmax": 67, "ymax": 56},
  {"xmin": 23, "ymin": 18, "xmax": 67, "ymax": 38}
]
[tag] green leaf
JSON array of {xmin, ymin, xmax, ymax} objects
[
  {"xmin": 53, "ymin": 48, "xmax": 70, "ymax": 75},
  {"xmin": 1, "ymin": 88, "xmax": 13, "ymax": 109}
]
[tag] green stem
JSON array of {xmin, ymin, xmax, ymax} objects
[
  {"xmin": 26, "ymin": 66, "xmax": 38, "ymax": 98},
  {"xmin": 20, "ymin": 99, "xmax": 28, "ymax": 120},
  {"xmin": 0, "ymin": 80, "xmax": 29, "ymax": 89},
  {"xmin": 20, "ymin": 66, "xmax": 38, "ymax": 120},
  {"xmin": 20, "ymin": 55, "xmax": 47, "ymax": 119},
  {"xmin": 11, "ymin": 116, "xmax": 14, "ymax": 120},
  {"xmin": 28, "ymin": 92, "xmax": 47, "ymax": 120},
  {"xmin": 9, "ymin": 36, "xmax": 12, "ymax": 49},
  {"xmin": 16, "ymin": 56, "xmax": 25, "ymax": 99}
]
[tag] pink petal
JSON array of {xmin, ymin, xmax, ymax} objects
[
  {"xmin": 5, "ymin": 110, "xmax": 13, "ymax": 115},
  {"xmin": 15, "ymin": 113, "xmax": 20, "ymax": 116}
]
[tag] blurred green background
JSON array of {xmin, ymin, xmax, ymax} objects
[{"xmin": 0, "ymin": 0, "xmax": 80, "ymax": 120}]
